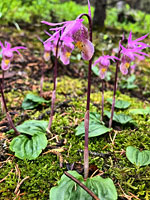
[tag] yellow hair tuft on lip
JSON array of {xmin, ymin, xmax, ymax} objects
[{"xmin": 4, "ymin": 59, "xmax": 10, "ymax": 65}]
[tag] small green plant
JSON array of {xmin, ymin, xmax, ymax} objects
[
  {"xmin": 75, "ymin": 112, "xmax": 111, "ymax": 137},
  {"xmin": 104, "ymin": 110, "xmax": 133, "ymax": 125},
  {"xmin": 9, "ymin": 120, "xmax": 48, "ymax": 160},
  {"xmin": 22, "ymin": 93, "xmax": 49, "ymax": 110},
  {"xmin": 126, "ymin": 146, "xmax": 150, "ymax": 167},
  {"xmin": 129, "ymin": 107, "xmax": 150, "ymax": 115},
  {"xmin": 119, "ymin": 74, "xmax": 138, "ymax": 90},
  {"xmin": 50, "ymin": 171, "xmax": 118, "ymax": 200},
  {"xmin": 107, "ymin": 98, "xmax": 131, "ymax": 109}
]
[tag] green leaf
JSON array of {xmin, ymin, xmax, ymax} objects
[
  {"xmin": 129, "ymin": 107, "xmax": 150, "ymax": 115},
  {"xmin": 126, "ymin": 146, "xmax": 150, "ymax": 166},
  {"xmin": 119, "ymin": 74, "xmax": 138, "ymax": 90},
  {"xmin": 107, "ymin": 98, "xmax": 131, "ymax": 109},
  {"xmin": 92, "ymin": 66, "xmax": 99, "ymax": 76},
  {"xmin": 104, "ymin": 111, "xmax": 133, "ymax": 124},
  {"xmin": 89, "ymin": 112, "xmax": 101, "ymax": 123},
  {"xmin": 22, "ymin": 93, "xmax": 49, "ymax": 110},
  {"xmin": 75, "ymin": 112, "xmax": 111, "ymax": 137},
  {"xmin": 86, "ymin": 176, "xmax": 118, "ymax": 200},
  {"xmin": 50, "ymin": 170, "xmax": 118, "ymax": 200},
  {"xmin": 14, "ymin": 120, "xmax": 48, "ymax": 135},
  {"xmin": 9, "ymin": 120, "xmax": 48, "ymax": 160}
]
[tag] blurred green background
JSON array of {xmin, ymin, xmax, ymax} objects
[{"xmin": 0, "ymin": 0, "xmax": 150, "ymax": 34}]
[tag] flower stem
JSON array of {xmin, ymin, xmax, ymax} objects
[
  {"xmin": 40, "ymin": 62, "xmax": 45, "ymax": 97},
  {"xmin": 109, "ymin": 42, "xmax": 122, "ymax": 128},
  {"xmin": 101, "ymin": 80, "xmax": 104, "ymax": 122},
  {"xmin": 47, "ymin": 37, "xmax": 60, "ymax": 132},
  {"xmin": 79, "ymin": 13, "xmax": 93, "ymax": 179},
  {"xmin": 0, "ymin": 76, "xmax": 20, "ymax": 135},
  {"xmin": 64, "ymin": 171, "xmax": 100, "ymax": 200},
  {"xmin": 1, "ymin": 71, "xmax": 5, "ymax": 113}
]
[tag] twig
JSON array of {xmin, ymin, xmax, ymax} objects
[
  {"xmin": 67, "ymin": 143, "xmax": 72, "ymax": 157},
  {"xmin": 43, "ymin": 148, "xmax": 64, "ymax": 168},
  {"xmin": 64, "ymin": 171, "xmax": 100, "ymax": 200},
  {"xmin": 110, "ymin": 130, "xmax": 118, "ymax": 150},
  {"xmin": 90, "ymin": 169, "xmax": 99, "ymax": 178},
  {"xmin": 118, "ymin": 182, "xmax": 134, "ymax": 200},
  {"xmin": 0, "ymin": 169, "xmax": 13, "ymax": 183},
  {"xmin": 14, "ymin": 176, "xmax": 29, "ymax": 194},
  {"xmin": 128, "ymin": 192, "xmax": 141, "ymax": 200},
  {"xmin": 112, "ymin": 130, "xmax": 117, "ymax": 145}
]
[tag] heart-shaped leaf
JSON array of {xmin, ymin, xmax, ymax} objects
[
  {"xmin": 129, "ymin": 107, "xmax": 150, "ymax": 115},
  {"xmin": 107, "ymin": 99, "xmax": 131, "ymax": 109},
  {"xmin": 104, "ymin": 111, "xmax": 133, "ymax": 124},
  {"xmin": 22, "ymin": 93, "xmax": 49, "ymax": 110},
  {"xmin": 14, "ymin": 120, "xmax": 48, "ymax": 135},
  {"xmin": 9, "ymin": 120, "xmax": 48, "ymax": 160},
  {"xmin": 75, "ymin": 112, "xmax": 111, "ymax": 137},
  {"xmin": 126, "ymin": 146, "xmax": 150, "ymax": 166},
  {"xmin": 85, "ymin": 175, "xmax": 118, "ymax": 200},
  {"xmin": 50, "ymin": 170, "xmax": 118, "ymax": 200},
  {"xmin": 76, "ymin": 121, "xmax": 111, "ymax": 137}
]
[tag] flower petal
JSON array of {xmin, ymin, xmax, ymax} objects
[
  {"xmin": 61, "ymin": 19, "xmax": 84, "ymax": 41},
  {"xmin": 60, "ymin": 43, "xmax": 74, "ymax": 65},
  {"xmin": 99, "ymin": 68, "xmax": 107, "ymax": 79},
  {"xmin": 128, "ymin": 32, "xmax": 132, "ymax": 43},
  {"xmin": 41, "ymin": 20, "xmax": 69, "ymax": 26},
  {"xmin": 1, "ymin": 60, "xmax": 11, "ymax": 71},
  {"xmin": 120, "ymin": 63, "xmax": 129, "ymax": 75},
  {"xmin": 87, "ymin": 0, "xmax": 92, "ymax": 18},
  {"xmin": 134, "ymin": 33, "xmax": 149, "ymax": 42},
  {"xmin": 81, "ymin": 39, "xmax": 94, "ymax": 61},
  {"xmin": 43, "ymin": 51, "xmax": 50, "ymax": 61}
]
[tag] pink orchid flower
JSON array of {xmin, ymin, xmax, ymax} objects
[
  {"xmin": 60, "ymin": 42, "xmax": 74, "ymax": 65},
  {"xmin": 38, "ymin": 35, "xmax": 52, "ymax": 62},
  {"xmin": 93, "ymin": 55, "xmax": 119, "ymax": 79},
  {"xmin": 41, "ymin": 17, "xmax": 94, "ymax": 64},
  {"xmin": 127, "ymin": 31, "xmax": 150, "ymax": 49},
  {"xmin": 120, "ymin": 43, "xmax": 149, "ymax": 75},
  {"xmin": 43, "ymin": 41, "xmax": 52, "ymax": 61},
  {"xmin": 0, "ymin": 41, "xmax": 26, "ymax": 71}
]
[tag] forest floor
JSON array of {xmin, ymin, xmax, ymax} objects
[{"xmin": 0, "ymin": 24, "xmax": 150, "ymax": 200}]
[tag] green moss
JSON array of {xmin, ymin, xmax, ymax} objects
[{"xmin": 1, "ymin": 75, "xmax": 150, "ymax": 199}]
